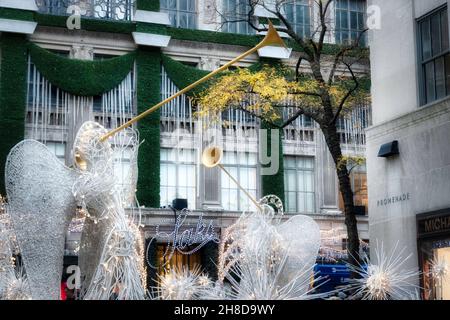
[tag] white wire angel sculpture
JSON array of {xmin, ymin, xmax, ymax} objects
[{"xmin": 4, "ymin": 121, "xmax": 145, "ymax": 300}]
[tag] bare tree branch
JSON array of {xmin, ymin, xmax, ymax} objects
[
  {"xmin": 235, "ymin": 105, "xmax": 282, "ymax": 128},
  {"xmin": 295, "ymin": 55, "xmax": 304, "ymax": 82},
  {"xmin": 279, "ymin": 108, "xmax": 304, "ymax": 128},
  {"xmin": 288, "ymin": 90, "xmax": 322, "ymax": 97},
  {"xmin": 269, "ymin": 1, "xmax": 315, "ymax": 60},
  {"xmin": 328, "ymin": 28, "xmax": 369, "ymax": 85},
  {"xmin": 330, "ymin": 59, "xmax": 359, "ymax": 125},
  {"xmin": 237, "ymin": 104, "xmax": 307, "ymax": 130},
  {"xmin": 317, "ymin": 0, "xmax": 334, "ymax": 55}
]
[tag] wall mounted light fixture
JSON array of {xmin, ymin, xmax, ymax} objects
[{"xmin": 378, "ymin": 140, "xmax": 399, "ymax": 158}]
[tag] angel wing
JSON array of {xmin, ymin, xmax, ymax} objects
[
  {"xmin": 276, "ymin": 214, "xmax": 321, "ymax": 296},
  {"xmin": 5, "ymin": 140, "xmax": 78, "ymax": 300}
]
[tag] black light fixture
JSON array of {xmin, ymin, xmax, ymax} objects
[
  {"xmin": 172, "ymin": 198, "xmax": 188, "ymax": 211},
  {"xmin": 378, "ymin": 140, "xmax": 399, "ymax": 158}
]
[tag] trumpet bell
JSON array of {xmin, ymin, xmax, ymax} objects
[
  {"xmin": 261, "ymin": 20, "xmax": 286, "ymax": 48},
  {"xmin": 202, "ymin": 146, "xmax": 223, "ymax": 168},
  {"xmin": 74, "ymin": 151, "xmax": 87, "ymax": 171}
]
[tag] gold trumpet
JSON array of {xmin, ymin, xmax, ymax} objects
[
  {"xmin": 100, "ymin": 21, "xmax": 286, "ymax": 142},
  {"xmin": 202, "ymin": 146, "xmax": 262, "ymax": 211}
]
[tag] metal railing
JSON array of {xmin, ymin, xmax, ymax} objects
[{"xmin": 36, "ymin": 0, "xmax": 135, "ymax": 21}]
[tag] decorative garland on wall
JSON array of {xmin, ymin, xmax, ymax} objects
[
  {"xmin": 0, "ymin": 34, "xmax": 28, "ymax": 195},
  {"xmin": 0, "ymin": 39, "xmax": 161, "ymax": 206},
  {"xmin": 29, "ymin": 43, "xmax": 136, "ymax": 96},
  {"xmin": 161, "ymin": 55, "xmax": 210, "ymax": 98},
  {"xmin": 136, "ymin": 47, "xmax": 161, "ymax": 208}
]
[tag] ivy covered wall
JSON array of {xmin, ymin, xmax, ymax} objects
[
  {"xmin": 136, "ymin": 47, "xmax": 161, "ymax": 208},
  {"xmin": 254, "ymin": 59, "xmax": 286, "ymax": 204},
  {"xmin": 261, "ymin": 121, "xmax": 285, "ymax": 205},
  {"xmin": 0, "ymin": 8, "xmax": 34, "ymax": 21},
  {"xmin": 0, "ymin": 34, "xmax": 28, "ymax": 195},
  {"xmin": 0, "ymin": 36, "xmax": 288, "ymax": 206},
  {"xmin": 34, "ymin": 13, "xmax": 136, "ymax": 34}
]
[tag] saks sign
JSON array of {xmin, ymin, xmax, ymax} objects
[
  {"xmin": 63, "ymin": 210, "xmax": 219, "ymax": 286},
  {"xmin": 146, "ymin": 210, "xmax": 219, "ymax": 269}
]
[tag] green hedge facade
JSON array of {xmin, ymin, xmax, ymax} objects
[
  {"xmin": 0, "ymin": 34, "xmax": 28, "ymax": 195},
  {"xmin": 34, "ymin": 13, "xmax": 136, "ymax": 34},
  {"xmin": 0, "ymin": 8, "xmax": 34, "ymax": 21},
  {"xmin": 261, "ymin": 122, "xmax": 285, "ymax": 205},
  {"xmin": 137, "ymin": 0, "xmax": 160, "ymax": 11},
  {"xmin": 136, "ymin": 47, "xmax": 161, "ymax": 208},
  {"xmin": 0, "ymin": 6, "xmax": 371, "ymax": 207},
  {"xmin": 0, "ymin": 36, "xmax": 288, "ymax": 207}
]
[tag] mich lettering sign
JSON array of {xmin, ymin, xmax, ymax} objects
[{"xmin": 417, "ymin": 210, "xmax": 450, "ymax": 238}]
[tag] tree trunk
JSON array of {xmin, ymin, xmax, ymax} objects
[{"xmin": 321, "ymin": 124, "xmax": 361, "ymax": 274}]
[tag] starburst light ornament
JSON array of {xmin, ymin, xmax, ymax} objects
[
  {"xmin": 346, "ymin": 241, "xmax": 421, "ymax": 300},
  {"xmin": 155, "ymin": 266, "xmax": 212, "ymax": 300}
]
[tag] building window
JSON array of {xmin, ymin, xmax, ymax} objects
[
  {"xmin": 221, "ymin": 152, "xmax": 257, "ymax": 211},
  {"xmin": 284, "ymin": 156, "xmax": 315, "ymax": 213},
  {"xmin": 335, "ymin": 0, "xmax": 367, "ymax": 46},
  {"xmin": 418, "ymin": 6, "xmax": 450, "ymax": 105},
  {"xmin": 283, "ymin": 0, "xmax": 311, "ymax": 38},
  {"xmin": 339, "ymin": 163, "xmax": 368, "ymax": 214},
  {"xmin": 160, "ymin": 148, "xmax": 197, "ymax": 209},
  {"xmin": 45, "ymin": 141, "xmax": 66, "ymax": 163},
  {"xmin": 222, "ymin": 0, "xmax": 255, "ymax": 35},
  {"xmin": 160, "ymin": 0, "xmax": 196, "ymax": 29}
]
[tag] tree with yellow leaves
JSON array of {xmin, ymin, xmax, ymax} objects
[{"xmin": 198, "ymin": 0, "xmax": 370, "ymax": 273}]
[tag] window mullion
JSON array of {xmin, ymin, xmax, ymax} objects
[{"xmin": 422, "ymin": 50, "xmax": 450, "ymax": 64}]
